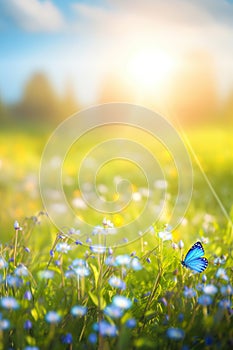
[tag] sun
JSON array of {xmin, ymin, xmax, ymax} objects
[{"xmin": 125, "ymin": 48, "xmax": 176, "ymax": 94}]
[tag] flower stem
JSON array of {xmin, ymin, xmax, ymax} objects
[{"xmin": 13, "ymin": 228, "xmax": 19, "ymax": 266}]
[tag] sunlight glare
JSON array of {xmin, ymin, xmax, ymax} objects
[{"xmin": 126, "ymin": 49, "xmax": 175, "ymax": 93}]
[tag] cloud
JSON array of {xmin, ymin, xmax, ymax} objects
[
  {"xmin": 2, "ymin": 0, "xmax": 65, "ymax": 32},
  {"xmin": 70, "ymin": 0, "xmax": 233, "ymax": 97},
  {"xmin": 69, "ymin": 0, "xmax": 233, "ymax": 54},
  {"xmin": 105, "ymin": 0, "xmax": 233, "ymax": 28},
  {"xmin": 74, "ymin": 0, "xmax": 233, "ymax": 41}
]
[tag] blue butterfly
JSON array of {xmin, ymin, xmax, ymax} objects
[{"xmin": 181, "ymin": 241, "xmax": 208, "ymax": 273}]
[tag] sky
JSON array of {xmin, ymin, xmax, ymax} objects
[{"xmin": 0, "ymin": 0, "xmax": 233, "ymax": 106}]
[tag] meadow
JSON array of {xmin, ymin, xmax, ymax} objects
[{"xmin": 0, "ymin": 120, "xmax": 233, "ymax": 349}]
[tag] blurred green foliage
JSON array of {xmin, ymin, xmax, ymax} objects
[{"xmin": 0, "ymin": 72, "xmax": 79, "ymax": 124}]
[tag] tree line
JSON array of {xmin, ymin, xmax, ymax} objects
[
  {"xmin": 0, "ymin": 72, "xmax": 79, "ymax": 124},
  {"xmin": 0, "ymin": 66, "xmax": 233, "ymax": 125}
]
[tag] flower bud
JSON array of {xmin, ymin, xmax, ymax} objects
[
  {"xmin": 178, "ymin": 240, "xmax": 184, "ymax": 249},
  {"xmin": 14, "ymin": 221, "xmax": 20, "ymax": 230}
]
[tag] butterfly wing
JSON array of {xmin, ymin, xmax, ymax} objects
[
  {"xmin": 184, "ymin": 257, "xmax": 208, "ymax": 273},
  {"xmin": 184, "ymin": 242, "xmax": 205, "ymax": 263},
  {"xmin": 182, "ymin": 242, "xmax": 208, "ymax": 273}
]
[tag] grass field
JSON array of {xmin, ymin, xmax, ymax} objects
[{"xmin": 0, "ymin": 120, "xmax": 232, "ymax": 349}]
